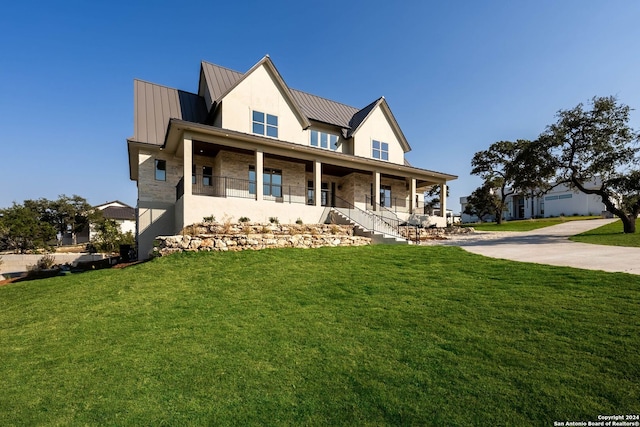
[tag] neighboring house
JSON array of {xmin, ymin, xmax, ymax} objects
[
  {"xmin": 127, "ymin": 55, "xmax": 458, "ymax": 258},
  {"xmin": 70, "ymin": 201, "xmax": 137, "ymax": 244},
  {"xmin": 90, "ymin": 201, "xmax": 136, "ymax": 240},
  {"xmin": 460, "ymin": 180, "xmax": 609, "ymax": 223}
]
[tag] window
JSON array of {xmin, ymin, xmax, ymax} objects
[
  {"xmin": 380, "ymin": 185, "xmax": 392, "ymax": 207},
  {"xmin": 155, "ymin": 159, "xmax": 166, "ymax": 181},
  {"xmin": 202, "ymin": 166, "xmax": 213, "ymax": 186},
  {"xmin": 192, "ymin": 164, "xmax": 196, "ymax": 184},
  {"xmin": 249, "ymin": 166, "xmax": 256, "ymax": 195},
  {"xmin": 310, "ymin": 130, "xmax": 339, "ymax": 150},
  {"xmin": 252, "ymin": 111, "xmax": 278, "ymax": 138},
  {"xmin": 372, "ymin": 140, "xmax": 389, "ymax": 160},
  {"xmin": 264, "ymin": 168, "xmax": 282, "ymax": 197},
  {"xmin": 307, "ymin": 180, "xmax": 314, "ymax": 205},
  {"xmin": 248, "ymin": 166, "xmax": 282, "ymax": 197}
]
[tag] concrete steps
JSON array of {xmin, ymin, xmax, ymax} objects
[{"xmin": 330, "ymin": 208, "xmax": 408, "ymax": 245}]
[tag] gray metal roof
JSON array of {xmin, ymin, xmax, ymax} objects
[
  {"xmin": 200, "ymin": 61, "xmax": 243, "ymax": 102},
  {"xmin": 133, "ymin": 79, "xmax": 207, "ymax": 146},
  {"xmin": 347, "ymin": 97, "xmax": 380, "ymax": 137},
  {"xmin": 290, "ymin": 89, "xmax": 359, "ymax": 128},
  {"xmin": 101, "ymin": 206, "xmax": 136, "ymax": 221},
  {"xmin": 135, "ymin": 59, "xmax": 408, "ymax": 149},
  {"xmin": 200, "ymin": 60, "xmax": 361, "ymax": 129}
]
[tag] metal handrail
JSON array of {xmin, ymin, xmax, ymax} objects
[{"xmin": 331, "ymin": 195, "xmax": 404, "ymax": 240}]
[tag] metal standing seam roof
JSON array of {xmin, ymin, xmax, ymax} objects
[
  {"xmin": 133, "ymin": 79, "xmax": 208, "ymax": 146},
  {"xmin": 101, "ymin": 206, "xmax": 136, "ymax": 221},
  {"xmin": 200, "ymin": 60, "xmax": 363, "ymax": 129},
  {"xmin": 135, "ymin": 59, "xmax": 406, "ymax": 148},
  {"xmin": 199, "ymin": 61, "xmax": 243, "ymax": 102}
]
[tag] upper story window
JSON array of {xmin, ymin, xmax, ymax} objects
[
  {"xmin": 372, "ymin": 140, "xmax": 389, "ymax": 161},
  {"xmin": 155, "ymin": 159, "xmax": 166, "ymax": 181},
  {"xmin": 310, "ymin": 130, "xmax": 339, "ymax": 150},
  {"xmin": 252, "ymin": 111, "xmax": 278, "ymax": 138}
]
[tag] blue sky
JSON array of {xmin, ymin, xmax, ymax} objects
[{"xmin": 2, "ymin": 0, "xmax": 639, "ymax": 212}]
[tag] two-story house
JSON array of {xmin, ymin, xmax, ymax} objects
[{"xmin": 127, "ymin": 56, "xmax": 457, "ymax": 258}]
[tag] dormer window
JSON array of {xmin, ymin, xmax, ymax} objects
[
  {"xmin": 252, "ymin": 111, "xmax": 278, "ymax": 138},
  {"xmin": 372, "ymin": 140, "xmax": 389, "ymax": 161},
  {"xmin": 310, "ymin": 130, "xmax": 339, "ymax": 150}
]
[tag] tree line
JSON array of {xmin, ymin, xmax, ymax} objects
[
  {"xmin": 465, "ymin": 96, "xmax": 640, "ymax": 233},
  {"xmin": 0, "ymin": 195, "xmax": 134, "ymax": 253}
]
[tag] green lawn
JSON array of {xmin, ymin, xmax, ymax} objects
[
  {"xmin": 1, "ymin": 246, "xmax": 638, "ymax": 425},
  {"xmin": 464, "ymin": 216, "xmax": 601, "ymax": 232},
  {"xmin": 570, "ymin": 218, "xmax": 640, "ymax": 247}
]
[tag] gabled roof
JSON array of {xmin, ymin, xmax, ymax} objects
[
  {"xmin": 347, "ymin": 97, "xmax": 411, "ymax": 152},
  {"xmin": 199, "ymin": 62, "xmax": 242, "ymax": 102},
  {"xmin": 200, "ymin": 56, "xmax": 311, "ymax": 129},
  {"xmin": 133, "ymin": 79, "xmax": 208, "ymax": 146},
  {"xmin": 94, "ymin": 200, "xmax": 132, "ymax": 210},
  {"xmin": 200, "ymin": 58, "xmax": 387, "ymax": 132},
  {"xmin": 135, "ymin": 56, "xmax": 411, "ymax": 151},
  {"xmin": 101, "ymin": 205, "xmax": 136, "ymax": 221}
]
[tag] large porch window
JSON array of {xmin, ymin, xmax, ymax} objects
[{"xmin": 248, "ymin": 166, "xmax": 282, "ymax": 197}]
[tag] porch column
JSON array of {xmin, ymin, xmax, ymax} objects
[
  {"xmin": 314, "ymin": 161, "xmax": 321, "ymax": 207},
  {"xmin": 440, "ymin": 183, "xmax": 447, "ymax": 219},
  {"xmin": 255, "ymin": 150, "xmax": 264, "ymax": 201},
  {"xmin": 410, "ymin": 178, "xmax": 417, "ymax": 214},
  {"xmin": 183, "ymin": 136, "xmax": 193, "ymax": 198},
  {"xmin": 373, "ymin": 171, "xmax": 380, "ymax": 211}
]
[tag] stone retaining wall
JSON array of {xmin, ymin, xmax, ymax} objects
[
  {"xmin": 399, "ymin": 226, "xmax": 475, "ymax": 241},
  {"xmin": 154, "ymin": 223, "xmax": 370, "ymax": 256}
]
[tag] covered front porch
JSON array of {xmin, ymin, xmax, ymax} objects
[{"xmin": 166, "ymin": 123, "xmax": 453, "ymax": 231}]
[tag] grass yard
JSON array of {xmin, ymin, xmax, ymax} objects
[
  {"xmin": 570, "ymin": 219, "xmax": 640, "ymax": 247},
  {"xmin": 464, "ymin": 215, "xmax": 601, "ymax": 232},
  {"xmin": 1, "ymin": 246, "xmax": 638, "ymax": 425}
]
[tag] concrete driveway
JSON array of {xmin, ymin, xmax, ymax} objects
[{"xmin": 452, "ymin": 219, "xmax": 640, "ymax": 275}]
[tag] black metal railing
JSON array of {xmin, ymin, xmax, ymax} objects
[
  {"xmin": 365, "ymin": 195, "xmax": 411, "ymax": 214},
  {"xmin": 331, "ymin": 195, "xmax": 405, "ymax": 240},
  {"xmin": 178, "ymin": 175, "xmax": 312, "ymax": 205}
]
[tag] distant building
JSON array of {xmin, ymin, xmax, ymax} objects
[
  {"xmin": 460, "ymin": 180, "xmax": 611, "ymax": 223},
  {"xmin": 66, "ymin": 201, "xmax": 136, "ymax": 244}
]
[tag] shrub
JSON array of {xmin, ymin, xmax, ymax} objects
[
  {"xmin": 203, "ymin": 215, "xmax": 216, "ymax": 223},
  {"xmin": 181, "ymin": 225, "xmax": 197, "ymax": 236},
  {"xmin": 27, "ymin": 254, "xmax": 58, "ymax": 276},
  {"xmin": 295, "ymin": 218, "xmax": 303, "ymax": 225},
  {"xmin": 242, "ymin": 225, "xmax": 252, "ymax": 235},
  {"xmin": 36, "ymin": 254, "xmax": 56, "ymax": 270},
  {"xmin": 269, "ymin": 217, "xmax": 279, "ymax": 224},
  {"xmin": 239, "ymin": 216, "xmax": 250, "ymax": 223},
  {"xmin": 222, "ymin": 220, "xmax": 233, "ymax": 234},
  {"xmin": 330, "ymin": 225, "xmax": 341, "ymax": 235}
]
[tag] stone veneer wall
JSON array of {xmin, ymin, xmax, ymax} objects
[{"xmin": 153, "ymin": 223, "xmax": 370, "ymax": 256}]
